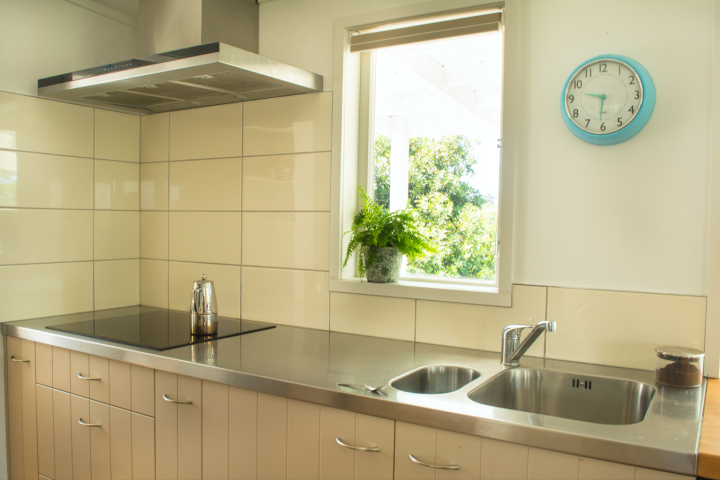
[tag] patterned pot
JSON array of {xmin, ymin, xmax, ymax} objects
[{"xmin": 363, "ymin": 246, "xmax": 403, "ymax": 283}]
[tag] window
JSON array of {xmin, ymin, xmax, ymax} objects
[
  {"xmin": 370, "ymin": 31, "xmax": 502, "ymax": 283},
  {"xmin": 331, "ymin": 1, "xmax": 515, "ymax": 306}
]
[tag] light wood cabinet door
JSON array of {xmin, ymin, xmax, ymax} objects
[
  {"xmin": 394, "ymin": 422, "xmax": 436, "ymax": 480},
  {"xmin": 287, "ymin": 399, "xmax": 320, "ymax": 480},
  {"xmin": 257, "ymin": 393, "xmax": 288, "ymax": 480},
  {"xmin": 202, "ymin": 381, "xmax": 229, "ymax": 480},
  {"xmin": 109, "ymin": 360, "xmax": 132, "ymax": 411},
  {"xmin": 7, "ymin": 336, "xmax": 39, "ymax": 480},
  {"xmin": 155, "ymin": 371, "xmax": 201, "ymax": 480},
  {"xmin": 53, "ymin": 390, "xmax": 74, "ymax": 480},
  {"xmin": 70, "ymin": 351, "xmax": 90, "ymax": 398},
  {"xmin": 36, "ymin": 385, "xmax": 55, "ymax": 479},
  {"xmin": 71, "ymin": 394, "xmax": 92, "ymax": 480},
  {"xmin": 355, "ymin": 414, "xmax": 394, "ymax": 480},
  {"xmin": 229, "ymin": 387, "xmax": 258, "ymax": 480},
  {"xmin": 36, "ymin": 343, "xmax": 53, "ymax": 387},
  {"xmin": 110, "ymin": 406, "xmax": 132, "ymax": 480},
  {"xmin": 89, "ymin": 356, "xmax": 110, "ymax": 404},
  {"xmin": 53, "ymin": 347, "xmax": 71, "ymax": 392},
  {"xmin": 132, "ymin": 413, "xmax": 156, "ymax": 480},
  {"xmin": 319, "ymin": 407, "xmax": 394, "ymax": 480},
  {"xmin": 131, "ymin": 365, "xmax": 155, "ymax": 417}
]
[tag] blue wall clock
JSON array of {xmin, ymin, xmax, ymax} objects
[{"xmin": 560, "ymin": 54, "xmax": 655, "ymax": 146}]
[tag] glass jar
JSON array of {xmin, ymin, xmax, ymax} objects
[{"xmin": 655, "ymin": 346, "xmax": 704, "ymax": 388}]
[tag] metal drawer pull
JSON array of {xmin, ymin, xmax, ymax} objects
[
  {"xmin": 409, "ymin": 454, "xmax": 460, "ymax": 470},
  {"xmin": 77, "ymin": 418, "xmax": 101, "ymax": 428},
  {"xmin": 336, "ymin": 437, "xmax": 380, "ymax": 452},
  {"xmin": 163, "ymin": 393, "xmax": 192, "ymax": 405},
  {"xmin": 10, "ymin": 356, "xmax": 29, "ymax": 363},
  {"xmin": 77, "ymin": 373, "xmax": 101, "ymax": 381}
]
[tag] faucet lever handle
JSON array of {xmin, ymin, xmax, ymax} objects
[{"xmin": 502, "ymin": 324, "xmax": 532, "ymax": 339}]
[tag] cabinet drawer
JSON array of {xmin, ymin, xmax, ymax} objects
[
  {"xmin": 35, "ymin": 344, "xmax": 154, "ymax": 416},
  {"xmin": 320, "ymin": 406, "xmax": 394, "ymax": 480}
]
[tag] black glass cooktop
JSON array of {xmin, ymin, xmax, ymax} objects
[{"xmin": 46, "ymin": 310, "xmax": 275, "ymax": 351}]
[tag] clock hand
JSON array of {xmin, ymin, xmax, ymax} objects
[
  {"xmin": 585, "ymin": 93, "xmax": 605, "ymax": 99},
  {"xmin": 599, "ymin": 94, "xmax": 605, "ymax": 121}
]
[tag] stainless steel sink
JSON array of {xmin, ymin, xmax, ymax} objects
[
  {"xmin": 468, "ymin": 368, "xmax": 656, "ymax": 425},
  {"xmin": 391, "ymin": 365, "xmax": 481, "ymax": 394}
]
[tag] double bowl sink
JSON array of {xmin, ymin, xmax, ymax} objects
[{"xmin": 389, "ymin": 365, "xmax": 656, "ymax": 426}]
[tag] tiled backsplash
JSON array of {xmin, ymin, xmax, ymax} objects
[
  {"xmin": 0, "ymin": 90, "xmax": 708, "ymax": 372},
  {"xmin": 0, "ymin": 92, "xmax": 139, "ymax": 321}
]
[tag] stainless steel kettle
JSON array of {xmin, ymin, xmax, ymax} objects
[{"xmin": 191, "ymin": 274, "xmax": 218, "ymax": 335}]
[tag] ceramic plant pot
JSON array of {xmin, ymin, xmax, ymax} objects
[{"xmin": 363, "ymin": 246, "xmax": 403, "ymax": 283}]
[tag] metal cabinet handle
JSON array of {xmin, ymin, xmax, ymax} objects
[
  {"xmin": 335, "ymin": 437, "xmax": 380, "ymax": 452},
  {"xmin": 409, "ymin": 454, "xmax": 460, "ymax": 470},
  {"xmin": 163, "ymin": 393, "xmax": 192, "ymax": 405},
  {"xmin": 78, "ymin": 418, "xmax": 101, "ymax": 428},
  {"xmin": 10, "ymin": 356, "xmax": 29, "ymax": 363},
  {"xmin": 77, "ymin": 373, "xmax": 101, "ymax": 381}
]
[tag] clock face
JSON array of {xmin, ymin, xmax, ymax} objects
[{"xmin": 563, "ymin": 58, "xmax": 644, "ymax": 135}]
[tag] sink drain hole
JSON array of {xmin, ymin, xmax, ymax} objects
[{"xmin": 572, "ymin": 379, "xmax": 592, "ymax": 389}]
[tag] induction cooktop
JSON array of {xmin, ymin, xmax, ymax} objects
[{"xmin": 46, "ymin": 310, "xmax": 275, "ymax": 351}]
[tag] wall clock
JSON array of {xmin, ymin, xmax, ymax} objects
[{"xmin": 561, "ymin": 54, "xmax": 655, "ymax": 146}]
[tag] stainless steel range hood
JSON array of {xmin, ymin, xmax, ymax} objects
[{"xmin": 37, "ymin": 0, "xmax": 323, "ymax": 115}]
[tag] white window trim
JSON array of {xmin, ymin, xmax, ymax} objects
[{"xmin": 329, "ymin": 0, "xmax": 517, "ymax": 307}]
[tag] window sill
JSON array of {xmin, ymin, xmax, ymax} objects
[{"xmin": 329, "ymin": 278, "xmax": 511, "ymax": 307}]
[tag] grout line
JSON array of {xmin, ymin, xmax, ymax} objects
[
  {"xmin": 241, "ymin": 150, "xmax": 332, "ymax": 159},
  {"xmin": 92, "ymin": 108, "xmax": 96, "ymax": 313},
  {"xmin": 544, "ymin": 287, "xmax": 549, "ymax": 359},
  {"xmin": 1, "ymin": 258, "xmax": 139, "ymax": 268},
  {"xmin": 167, "ymin": 115, "xmax": 171, "ymax": 310},
  {"xmin": 414, "ymin": 299, "xmax": 418, "ymax": 343},
  {"xmin": 0, "ymin": 147, "xmax": 95, "ymax": 161},
  {"xmin": 138, "ymin": 117, "xmax": 142, "ymax": 306}
]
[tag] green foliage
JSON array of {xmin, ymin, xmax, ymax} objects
[
  {"xmin": 373, "ymin": 135, "xmax": 497, "ymax": 280},
  {"xmin": 343, "ymin": 187, "xmax": 434, "ymax": 278}
]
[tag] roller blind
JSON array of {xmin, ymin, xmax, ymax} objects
[{"xmin": 349, "ymin": 11, "xmax": 502, "ymax": 53}]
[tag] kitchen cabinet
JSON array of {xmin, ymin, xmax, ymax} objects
[
  {"xmin": 319, "ymin": 406, "xmax": 394, "ymax": 480},
  {"xmin": 7, "ymin": 336, "xmax": 38, "ymax": 480},
  {"xmin": 9, "ymin": 340, "xmax": 697, "ymax": 480},
  {"xmin": 155, "ymin": 370, "xmax": 202, "ymax": 480},
  {"xmin": 36, "ymin": 385, "xmax": 156, "ymax": 480}
]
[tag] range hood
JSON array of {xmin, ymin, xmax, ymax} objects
[{"xmin": 37, "ymin": 0, "xmax": 323, "ymax": 115}]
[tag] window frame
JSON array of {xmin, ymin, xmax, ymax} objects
[{"xmin": 329, "ymin": 0, "xmax": 517, "ymax": 307}]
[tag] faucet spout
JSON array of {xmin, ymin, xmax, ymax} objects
[{"xmin": 501, "ymin": 320, "xmax": 556, "ymax": 366}]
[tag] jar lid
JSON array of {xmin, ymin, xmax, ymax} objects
[{"xmin": 655, "ymin": 345, "xmax": 705, "ymax": 360}]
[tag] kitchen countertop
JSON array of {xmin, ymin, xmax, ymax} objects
[
  {"xmin": 1, "ymin": 306, "xmax": 706, "ymax": 476},
  {"xmin": 699, "ymin": 379, "xmax": 720, "ymax": 478}
]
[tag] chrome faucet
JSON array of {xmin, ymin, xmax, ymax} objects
[{"xmin": 501, "ymin": 320, "xmax": 557, "ymax": 366}]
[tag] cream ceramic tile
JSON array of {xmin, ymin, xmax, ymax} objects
[
  {"xmin": 168, "ymin": 261, "xmax": 240, "ymax": 318},
  {"xmin": 169, "ymin": 103, "xmax": 242, "ymax": 161},
  {"xmin": 94, "ymin": 211, "xmax": 139, "ymax": 261},
  {"xmin": 94, "ymin": 260, "xmax": 140, "ymax": 310},
  {"xmin": 0, "ymin": 208, "xmax": 92, "ymax": 265},
  {"xmin": 0, "ymin": 262, "xmax": 93, "ymax": 321},
  {"xmin": 547, "ymin": 288, "xmax": 706, "ymax": 370},
  {"xmin": 242, "ymin": 267, "xmax": 329, "ymax": 330},
  {"xmin": 481, "ymin": 438, "xmax": 529, "ymax": 480},
  {"xmin": 0, "ymin": 92, "xmax": 93, "ymax": 158},
  {"xmin": 528, "ymin": 448, "xmax": 580, "ymax": 480},
  {"xmin": 578, "ymin": 457, "xmax": 634, "ymax": 480},
  {"xmin": 242, "ymin": 212, "xmax": 329, "ymax": 270},
  {"xmin": 169, "ymin": 212, "xmax": 241, "ymax": 265},
  {"xmin": 243, "ymin": 92, "xmax": 332, "ymax": 156},
  {"xmin": 330, "ymin": 292, "xmax": 415, "ymax": 341},
  {"xmin": 94, "ymin": 109, "xmax": 139, "ymax": 163},
  {"xmin": 416, "ymin": 285, "xmax": 547, "ymax": 355},
  {"xmin": 0, "ymin": 151, "xmax": 93, "ymax": 209},
  {"xmin": 140, "ymin": 212, "xmax": 168, "ymax": 260},
  {"xmin": 140, "ymin": 162, "xmax": 168, "ymax": 210},
  {"xmin": 169, "ymin": 158, "xmax": 241, "ymax": 211},
  {"xmin": 140, "ymin": 259, "xmax": 168, "ymax": 309},
  {"xmin": 94, "ymin": 160, "xmax": 139, "ymax": 210},
  {"xmin": 141, "ymin": 113, "xmax": 169, "ymax": 163},
  {"xmin": 243, "ymin": 152, "xmax": 331, "ymax": 211},
  {"xmin": 635, "ymin": 467, "xmax": 692, "ymax": 480}
]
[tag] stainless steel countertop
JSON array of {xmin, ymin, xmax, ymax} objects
[{"xmin": 2, "ymin": 306, "xmax": 704, "ymax": 476}]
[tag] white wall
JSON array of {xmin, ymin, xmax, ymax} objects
[
  {"xmin": 0, "ymin": 0, "xmax": 137, "ymax": 96},
  {"xmin": 260, "ymin": 0, "xmax": 716, "ymax": 297}
]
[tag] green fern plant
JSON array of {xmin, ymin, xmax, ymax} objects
[{"xmin": 343, "ymin": 187, "xmax": 435, "ymax": 278}]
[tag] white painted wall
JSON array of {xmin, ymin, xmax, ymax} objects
[
  {"xmin": 0, "ymin": 0, "xmax": 137, "ymax": 96},
  {"xmin": 260, "ymin": 0, "xmax": 716, "ymax": 296}
]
